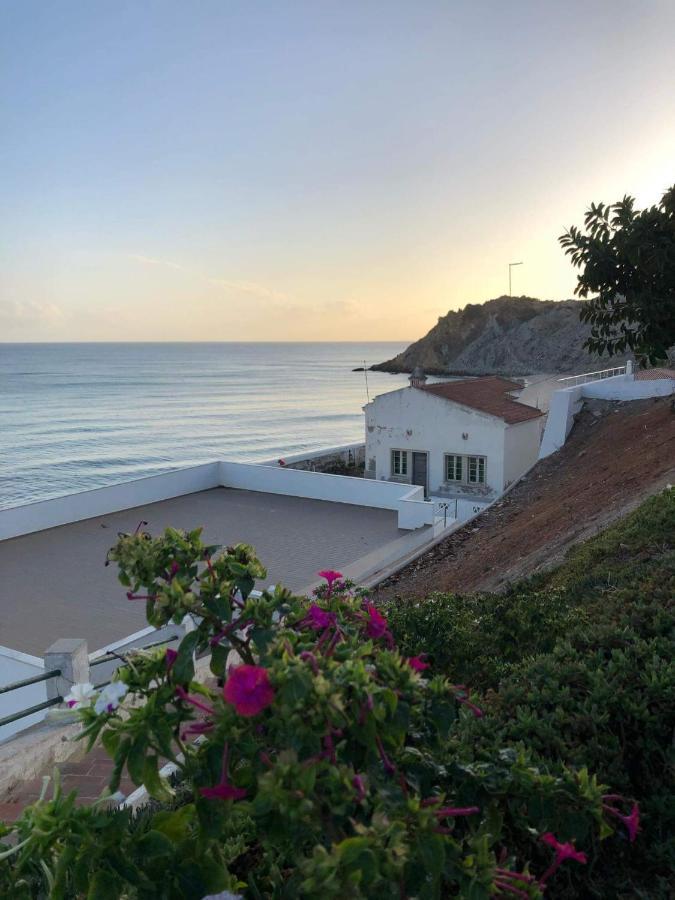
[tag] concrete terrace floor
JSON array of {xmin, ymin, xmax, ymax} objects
[{"xmin": 0, "ymin": 488, "xmax": 403, "ymax": 656}]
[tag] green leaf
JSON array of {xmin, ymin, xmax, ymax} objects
[
  {"xmin": 210, "ymin": 642, "xmax": 229, "ymax": 677},
  {"xmin": 127, "ymin": 735, "xmax": 147, "ymax": 785},
  {"xmin": 136, "ymin": 829, "xmax": 174, "ymax": 859},
  {"xmin": 173, "ymin": 629, "xmax": 201, "ymax": 683},
  {"xmin": 87, "ymin": 870, "xmax": 120, "ymax": 900}
]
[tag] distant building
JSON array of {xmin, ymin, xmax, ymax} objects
[{"xmin": 364, "ymin": 374, "xmax": 544, "ymax": 499}]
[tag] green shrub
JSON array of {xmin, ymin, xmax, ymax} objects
[
  {"xmin": 0, "ymin": 529, "xmax": 631, "ymax": 899},
  {"xmin": 387, "ymin": 488, "xmax": 675, "ymax": 898}
]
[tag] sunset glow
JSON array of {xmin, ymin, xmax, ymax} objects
[{"xmin": 1, "ymin": 1, "xmax": 674, "ymax": 342}]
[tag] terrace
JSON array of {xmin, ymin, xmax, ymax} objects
[{"xmin": 0, "ymin": 486, "xmax": 408, "ymax": 656}]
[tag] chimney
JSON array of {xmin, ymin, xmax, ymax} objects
[{"xmin": 409, "ymin": 366, "xmax": 427, "ymax": 388}]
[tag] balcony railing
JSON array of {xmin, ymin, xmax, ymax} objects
[{"xmin": 557, "ymin": 365, "xmax": 627, "ymax": 387}]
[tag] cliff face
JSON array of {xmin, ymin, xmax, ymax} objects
[{"xmin": 373, "ymin": 296, "xmax": 631, "ymax": 376}]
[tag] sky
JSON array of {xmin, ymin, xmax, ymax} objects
[{"xmin": 1, "ymin": 1, "xmax": 674, "ymax": 343}]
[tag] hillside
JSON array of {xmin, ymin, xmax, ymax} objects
[
  {"xmin": 372, "ymin": 295, "xmax": 632, "ymax": 376},
  {"xmin": 375, "ymin": 395, "xmax": 675, "ymax": 600}
]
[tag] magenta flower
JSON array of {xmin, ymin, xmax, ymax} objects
[
  {"xmin": 408, "ymin": 655, "xmax": 430, "ymax": 672},
  {"xmin": 165, "ymin": 648, "xmax": 178, "ymax": 671},
  {"xmin": 199, "ymin": 743, "xmax": 247, "ymax": 802},
  {"xmin": 175, "ymin": 685, "xmax": 216, "ymax": 717},
  {"xmin": 436, "ymin": 806, "xmax": 480, "ymax": 818},
  {"xmin": 352, "ymin": 774, "xmax": 367, "ymax": 801},
  {"xmin": 362, "ymin": 602, "xmax": 394, "ymax": 647},
  {"xmin": 620, "ymin": 803, "xmax": 640, "ymax": 843},
  {"xmin": 603, "ymin": 799, "xmax": 640, "ymax": 842},
  {"xmin": 452, "ymin": 685, "xmax": 484, "ymax": 718},
  {"xmin": 200, "ymin": 782, "xmax": 247, "ymax": 801},
  {"xmin": 304, "ymin": 604, "xmax": 337, "ymax": 630},
  {"xmin": 539, "ymin": 833, "xmax": 587, "ymax": 885},
  {"xmin": 223, "ymin": 664, "xmax": 275, "ymax": 717},
  {"xmin": 318, "ymin": 569, "xmax": 343, "ymax": 586}
]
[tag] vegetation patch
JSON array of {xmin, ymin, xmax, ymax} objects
[{"xmin": 386, "ymin": 488, "xmax": 675, "ymax": 898}]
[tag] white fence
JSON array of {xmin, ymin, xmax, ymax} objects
[
  {"xmin": 0, "ymin": 646, "xmax": 47, "ymax": 743},
  {"xmin": 557, "ymin": 364, "xmax": 628, "ymax": 387}
]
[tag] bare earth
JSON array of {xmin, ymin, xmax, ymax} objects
[{"xmin": 374, "ymin": 396, "xmax": 675, "ymax": 600}]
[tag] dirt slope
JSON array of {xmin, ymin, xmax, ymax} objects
[{"xmin": 375, "ymin": 396, "xmax": 675, "ymax": 600}]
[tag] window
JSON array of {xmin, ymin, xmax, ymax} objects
[
  {"xmin": 445, "ymin": 454, "xmax": 463, "ymax": 482},
  {"xmin": 468, "ymin": 455, "xmax": 486, "ymax": 484},
  {"xmin": 391, "ymin": 449, "xmax": 408, "ymax": 476}
]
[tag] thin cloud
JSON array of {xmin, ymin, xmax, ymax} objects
[
  {"xmin": 129, "ymin": 253, "xmax": 288, "ymax": 303},
  {"xmin": 208, "ymin": 278, "xmax": 289, "ymax": 302},
  {"xmin": 0, "ymin": 300, "xmax": 64, "ymax": 322}
]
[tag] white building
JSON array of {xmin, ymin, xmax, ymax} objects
[{"xmin": 364, "ymin": 371, "xmax": 544, "ymax": 500}]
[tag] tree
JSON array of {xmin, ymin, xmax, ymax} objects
[{"xmin": 560, "ymin": 184, "xmax": 675, "ymax": 365}]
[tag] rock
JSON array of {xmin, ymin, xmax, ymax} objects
[{"xmin": 371, "ymin": 296, "xmax": 634, "ymax": 377}]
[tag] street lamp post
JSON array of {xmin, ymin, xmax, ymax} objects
[{"xmin": 509, "ymin": 261, "xmax": 523, "ymax": 296}]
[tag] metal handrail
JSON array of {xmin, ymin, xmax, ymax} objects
[
  {"xmin": 0, "ymin": 695, "xmax": 63, "ymax": 729},
  {"xmin": 557, "ymin": 365, "xmax": 626, "ymax": 386},
  {"xmin": 0, "ymin": 668, "xmax": 61, "ymax": 696},
  {"xmin": 89, "ymin": 635, "xmax": 181, "ymax": 667}
]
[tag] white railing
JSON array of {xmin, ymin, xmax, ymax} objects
[{"xmin": 557, "ymin": 365, "xmax": 628, "ymax": 387}]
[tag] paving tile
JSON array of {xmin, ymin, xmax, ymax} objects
[{"xmin": 1, "ymin": 488, "xmax": 402, "ymax": 655}]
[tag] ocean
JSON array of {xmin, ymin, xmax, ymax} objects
[{"xmin": 0, "ymin": 342, "xmax": 410, "ymax": 510}]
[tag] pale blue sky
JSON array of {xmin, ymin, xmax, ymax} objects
[{"xmin": 1, "ymin": 1, "xmax": 674, "ymax": 340}]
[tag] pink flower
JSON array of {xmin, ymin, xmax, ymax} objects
[
  {"xmin": 199, "ymin": 742, "xmax": 247, "ymax": 802},
  {"xmin": 408, "ymin": 655, "xmax": 430, "ymax": 672},
  {"xmin": 620, "ymin": 803, "xmax": 640, "ymax": 843},
  {"xmin": 452, "ymin": 685, "xmax": 484, "ymax": 718},
  {"xmin": 223, "ymin": 664, "xmax": 275, "ymax": 717},
  {"xmin": 318, "ymin": 569, "xmax": 343, "ymax": 586},
  {"xmin": 200, "ymin": 782, "xmax": 247, "ymax": 801},
  {"xmin": 363, "ymin": 602, "xmax": 394, "ymax": 646},
  {"xmin": 165, "ymin": 648, "xmax": 178, "ymax": 671},
  {"xmin": 304, "ymin": 604, "xmax": 336, "ymax": 630},
  {"xmin": 175, "ymin": 685, "xmax": 215, "ymax": 717},
  {"xmin": 604, "ymin": 799, "xmax": 640, "ymax": 842},
  {"xmin": 539, "ymin": 833, "xmax": 587, "ymax": 885},
  {"xmin": 353, "ymin": 774, "xmax": 367, "ymax": 801},
  {"xmin": 436, "ymin": 806, "xmax": 480, "ymax": 818}
]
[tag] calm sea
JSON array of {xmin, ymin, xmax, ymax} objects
[{"xmin": 0, "ymin": 342, "xmax": 410, "ymax": 510}]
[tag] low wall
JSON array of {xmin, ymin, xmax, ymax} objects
[
  {"xmin": 219, "ymin": 461, "xmax": 432, "ymax": 529},
  {"xmin": 0, "ymin": 463, "xmax": 221, "ymax": 541},
  {"xmin": 259, "ymin": 442, "xmax": 366, "ymax": 471},
  {"xmin": 0, "ymin": 646, "xmax": 47, "ymax": 743},
  {"xmin": 0, "ymin": 445, "xmax": 431, "ymax": 545},
  {"xmin": 583, "ymin": 375, "xmax": 674, "ymax": 400},
  {"xmin": 539, "ymin": 386, "xmax": 583, "ymax": 458},
  {"xmin": 539, "ymin": 372, "xmax": 674, "ymax": 459}
]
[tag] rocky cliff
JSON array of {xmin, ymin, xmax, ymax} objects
[{"xmin": 372, "ymin": 296, "xmax": 631, "ymax": 376}]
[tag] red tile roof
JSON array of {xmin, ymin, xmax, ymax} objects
[
  {"xmin": 419, "ymin": 376, "xmax": 543, "ymax": 424},
  {"xmin": 634, "ymin": 367, "xmax": 675, "ymax": 381}
]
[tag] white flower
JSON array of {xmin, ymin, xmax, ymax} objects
[
  {"xmin": 94, "ymin": 682, "xmax": 128, "ymax": 715},
  {"xmin": 64, "ymin": 682, "xmax": 97, "ymax": 709}
]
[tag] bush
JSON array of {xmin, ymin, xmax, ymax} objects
[
  {"xmin": 0, "ymin": 529, "xmax": 634, "ymax": 899},
  {"xmin": 387, "ymin": 489, "xmax": 675, "ymax": 898}
]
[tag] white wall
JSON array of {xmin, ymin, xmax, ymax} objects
[
  {"xmin": 0, "ymin": 463, "xmax": 221, "ymax": 541},
  {"xmin": 258, "ymin": 442, "xmax": 365, "ymax": 469},
  {"xmin": 503, "ymin": 418, "xmax": 545, "ymax": 488},
  {"xmin": 365, "ymin": 386, "xmax": 518, "ymax": 495},
  {"xmin": 539, "ymin": 372, "xmax": 674, "ymax": 459},
  {"xmin": 583, "ymin": 375, "xmax": 674, "ymax": 400},
  {"xmin": 539, "ymin": 386, "xmax": 583, "ymax": 459},
  {"xmin": 219, "ymin": 461, "xmax": 433, "ymax": 529},
  {"xmin": 0, "ymin": 646, "xmax": 47, "ymax": 743}
]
